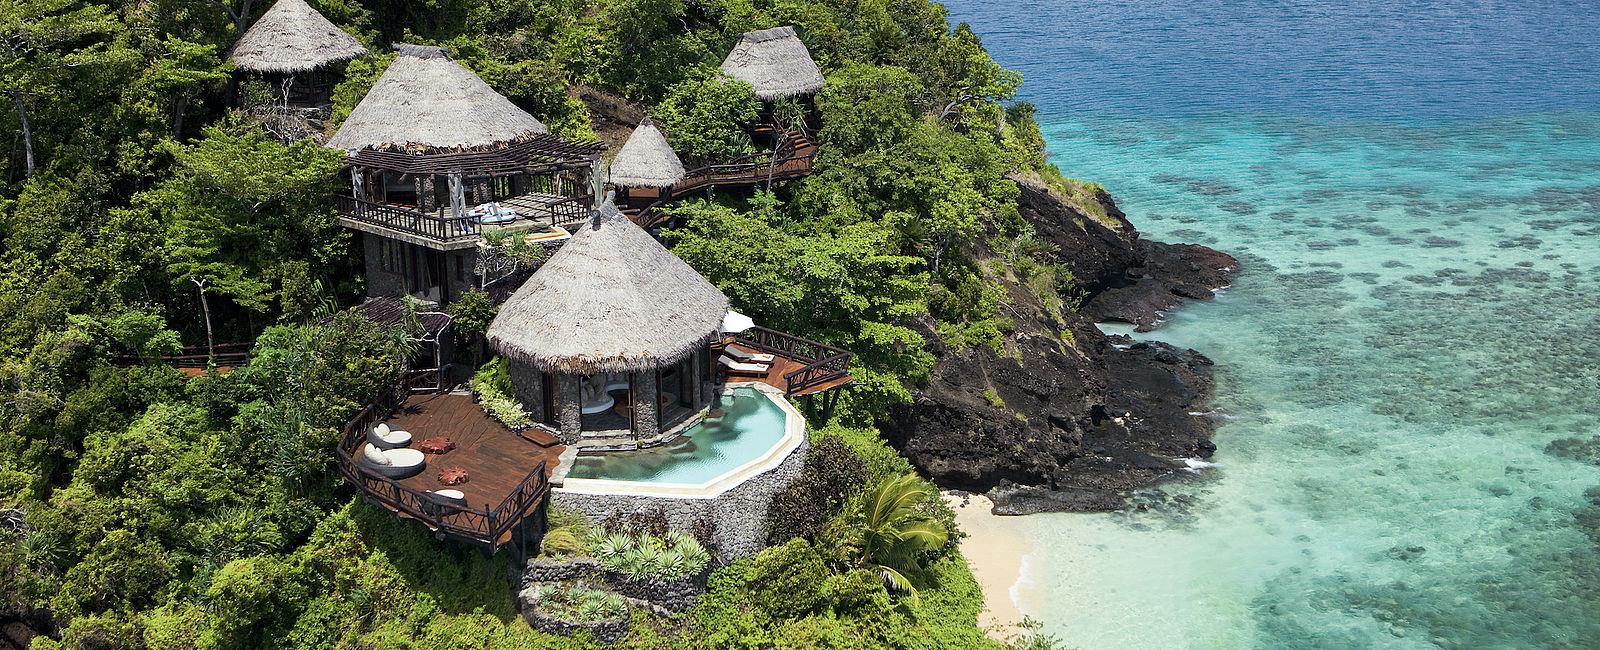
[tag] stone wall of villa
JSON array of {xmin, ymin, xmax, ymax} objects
[{"xmin": 550, "ymin": 436, "xmax": 809, "ymax": 560}]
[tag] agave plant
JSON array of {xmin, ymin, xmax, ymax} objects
[
  {"xmin": 593, "ymin": 531, "xmax": 633, "ymax": 564},
  {"xmin": 577, "ymin": 590, "xmax": 606, "ymax": 622},
  {"xmin": 657, "ymin": 546, "xmax": 689, "ymax": 578}
]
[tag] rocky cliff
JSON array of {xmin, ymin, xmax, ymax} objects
[{"xmin": 880, "ymin": 174, "xmax": 1237, "ymax": 514}]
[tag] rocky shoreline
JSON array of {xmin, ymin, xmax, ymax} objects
[{"xmin": 881, "ymin": 175, "xmax": 1236, "ymax": 515}]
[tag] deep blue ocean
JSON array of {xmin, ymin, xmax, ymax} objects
[{"xmin": 941, "ymin": 1, "xmax": 1600, "ymax": 647}]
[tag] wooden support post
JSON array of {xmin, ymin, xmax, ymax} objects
[{"xmin": 418, "ymin": 175, "xmax": 437, "ymax": 214}]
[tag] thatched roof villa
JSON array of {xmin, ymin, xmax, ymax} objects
[
  {"xmin": 228, "ymin": 0, "xmax": 367, "ymax": 74},
  {"xmin": 227, "ymin": 0, "xmax": 367, "ymax": 107},
  {"xmin": 488, "ymin": 194, "xmax": 727, "ymax": 447},
  {"xmin": 719, "ymin": 26, "xmax": 825, "ymax": 101},
  {"xmin": 606, "ymin": 119, "xmax": 686, "ymax": 189},
  {"xmin": 328, "ymin": 44, "xmax": 603, "ymax": 307},
  {"xmin": 327, "ymin": 44, "xmax": 549, "ymax": 154}
]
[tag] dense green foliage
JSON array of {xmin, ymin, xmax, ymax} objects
[
  {"xmin": 0, "ymin": 0, "xmax": 1069, "ymax": 646},
  {"xmin": 653, "ymin": 69, "xmax": 760, "ymax": 162}
]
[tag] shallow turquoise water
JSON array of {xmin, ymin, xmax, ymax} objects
[
  {"xmin": 1014, "ymin": 115, "xmax": 1600, "ymax": 648},
  {"xmin": 567, "ymin": 388, "xmax": 786, "ymax": 483},
  {"xmin": 934, "ymin": 0, "xmax": 1600, "ymax": 645}
]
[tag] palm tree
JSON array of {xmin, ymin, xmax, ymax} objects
[{"xmin": 846, "ymin": 472, "xmax": 948, "ymax": 599}]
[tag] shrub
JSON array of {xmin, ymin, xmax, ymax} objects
[
  {"xmin": 540, "ymin": 528, "xmax": 586, "ymax": 557},
  {"xmin": 587, "ymin": 528, "xmax": 710, "ymax": 580},
  {"xmin": 471, "ymin": 358, "xmax": 530, "ymax": 428},
  {"xmin": 529, "ymin": 584, "xmax": 627, "ymax": 623},
  {"xmin": 768, "ymin": 436, "xmax": 868, "ymax": 545}
]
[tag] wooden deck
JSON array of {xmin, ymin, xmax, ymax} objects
[
  {"xmin": 724, "ymin": 341, "xmax": 853, "ymax": 397},
  {"xmin": 372, "ymin": 393, "xmax": 564, "ymax": 522}
]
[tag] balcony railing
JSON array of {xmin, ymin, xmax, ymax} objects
[
  {"xmin": 336, "ymin": 193, "xmax": 596, "ymax": 244},
  {"xmin": 337, "ymin": 195, "xmax": 478, "ymax": 243},
  {"xmin": 733, "ymin": 325, "xmax": 853, "ymax": 395},
  {"xmin": 334, "ymin": 373, "xmax": 552, "ymax": 549}
]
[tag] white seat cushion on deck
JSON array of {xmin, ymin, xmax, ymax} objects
[{"xmin": 361, "ymin": 444, "xmax": 392, "ymax": 466}]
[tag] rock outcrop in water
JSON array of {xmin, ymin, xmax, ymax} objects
[{"xmin": 879, "ymin": 174, "xmax": 1235, "ymax": 513}]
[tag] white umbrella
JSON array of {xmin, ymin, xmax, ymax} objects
[{"xmin": 721, "ymin": 309, "xmax": 755, "ymax": 334}]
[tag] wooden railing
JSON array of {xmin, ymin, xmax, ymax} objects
[
  {"xmin": 540, "ymin": 194, "xmax": 591, "ymax": 226},
  {"xmin": 337, "ymin": 195, "xmax": 479, "ymax": 242},
  {"xmin": 733, "ymin": 325, "xmax": 853, "ymax": 395},
  {"xmin": 111, "ymin": 342, "xmax": 253, "ymax": 369},
  {"xmin": 782, "ymin": 350, "xmax": 853, "ymax": 395},
  {"xmin": 339, "ymin": 194, "xmax": 594, "ymax": 242},
  {"xmin": 334, "ymin": 374, "xmax": 552, "ymax": 548},
  {"xmin": 665, "ymin": 131, "xmax": 816, "ymax": 198}
]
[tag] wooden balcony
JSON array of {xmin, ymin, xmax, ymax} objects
[
  {"xmin": 336, "ymin": 193, "xmax": 591, "ymax": 250},
  {"xmin": 722, "ymin": 325, "xmax": 853, "ymax": 397},
  {"xmin": 335, "ymin": 378, "xmax": 564, "ymax": 552}
]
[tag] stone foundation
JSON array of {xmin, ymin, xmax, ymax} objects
[{"xmin": 551, "ymin": 436, "xmax": 808, "ymax": 560}]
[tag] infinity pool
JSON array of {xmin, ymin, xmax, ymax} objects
[{"xmin": 566, "ymin": 387, "xmax": 791, "ymax": 485}]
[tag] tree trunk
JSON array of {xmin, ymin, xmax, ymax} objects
[
  {"xmin": 173, "ymin": 96, "xmax": 189, "ymax": 140},
  {"xmin": 193, "ymin": 278, "xmax": 215, "ymax": 360},
  {"xmin": 13, "ymin": 94, "xmax": 33, "ymax": 176}
]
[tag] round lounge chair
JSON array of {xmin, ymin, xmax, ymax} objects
[
  {"xmin": 358, "ymin": 444, "xmax": 426, "ymax": 478},
  {"xmin": 422, "ymin": 489, "xmax": 467, "ymax": 515},
  {"xmin": 367, "ymin": 422, "xmax": 412, "ymax": 450}
]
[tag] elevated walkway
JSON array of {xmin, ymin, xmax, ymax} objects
[{"xmin": 621, "ymin": 128, "xmax": 817, "ymax": 228}]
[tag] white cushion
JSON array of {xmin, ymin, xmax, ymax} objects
[
  {"xmin": 374, "ymin": 422, "xmax": 390, "ymax": 437},
  {"xmin": 361, "ymin": 444, "xmax": 392, "ymax": 466},
  {"xmin": 430, "ymin": 489, "xmax": 465, "ymax": 501}
]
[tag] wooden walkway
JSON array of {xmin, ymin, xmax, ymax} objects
[
  {"xmin": 624, "ymin": 129, "xmax": 818, "ymax": 228},
  {"xmin": 378, "ymin": 393, "xmax": 563, "ymax": 520}
]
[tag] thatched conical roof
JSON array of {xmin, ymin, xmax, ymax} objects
[
  {"xmin": 487, "ymin": 194, "xmax": 730, "ymax": 374},
  {"xmin": 227, "ymin": 0, "xmax": 367, "ymax": 74},
  {"xmin": 607, "ymin": 119, "xmax": 685, "ymax": 188},
  {"xmin": 719, "ymin": 26, "xmax": 824, "ymax": 101},
  {"xmin": 325, "ymin": 45, "xmax": 548, "ymax": 153}
]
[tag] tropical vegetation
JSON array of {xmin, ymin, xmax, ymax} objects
[{"xmin": 0, "ymin": 0, "xmax": 1082, "ymax": 646}]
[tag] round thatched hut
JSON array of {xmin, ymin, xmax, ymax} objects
[
  {"xmin": 486, "ymin": 194, "xmax": 729, "ymax": 446},
  {"xmin": 227, "ymin": 0, "xmax": 367, "ymax": 108},
  {"xmin": 327, "ymin": 44, "xmax": 603, "ymax": 307},
  {"xmin": 607, "ymin": 119, "xmax": 686, "ymax": 189},
  {"xmin": 719, "ymin": 26, "xmax": 825, "ymax": 101},
  {"xmin": 606, "ymin": 118, "xmax": 685, "ymax": 211}
]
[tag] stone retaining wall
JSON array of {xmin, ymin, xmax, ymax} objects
[{"xmin": 551, "ymin": 436, "xmax": 808, "ymax": 560}]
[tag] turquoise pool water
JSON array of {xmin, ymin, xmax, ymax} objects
[{"xmin": 566, "ymin": 387, "xmax": 789, "ymax": 484}]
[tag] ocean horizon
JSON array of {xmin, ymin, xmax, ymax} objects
[{"xmin": 943, "ymin": 0, "xmax": 1600, "ymax": 647}]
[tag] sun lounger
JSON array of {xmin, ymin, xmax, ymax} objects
[
  {"xmin": 718, "ymin": 355, "xmax": 770, "ymax": 377},
  {"xmin": 367, "ymin": 421, "xmax": 412, "ymax": 450},
  {"xmin": 358, "ymin": 444, "xmax": 426, "ymax": 478},
  {"xmin": 722, "ymin": 346, "xmax": 775, "ymax": 363}
]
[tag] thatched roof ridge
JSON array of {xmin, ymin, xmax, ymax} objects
[
  {"xmin": 486, "ymin": 193, "xmax": 730, "ymax": 374},
  {"xmin": 607, "ymin": 119, "xmax": 685, "ymax": 188},
  {"xmin": 228, "ymin": 0, "xmax": 367, "ymax": 73},
  {"xmin": 325, "ymin": 44, "xmax": 548, "ymax": 154},
  {"xmin": 719, "ymin": 26, "xmax": 824, "ymax": 100}
]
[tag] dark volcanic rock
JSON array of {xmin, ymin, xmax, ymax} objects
[
  {"xmin": 881, "ymin": 179, "xmax": 1232, "ymax": 512},
  {"xmin": 989, "ymin": 480, "xmax": 1124, "ymax": 514},
  {"xmin": 1081, "ymin": 240, "xmax": 1238, "ymax": 332},
  {"xmin": 1011, "ymin": 173, "xmax": 1141, "ymax": 296}
]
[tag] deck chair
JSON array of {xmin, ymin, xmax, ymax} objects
[
  {"xmin": 718, "ymin": 355, "xmax": 770, "ymax": 378},
  {"xmin": 723, "ymin": 346, "xmax": 776, "ymax": 363}
]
